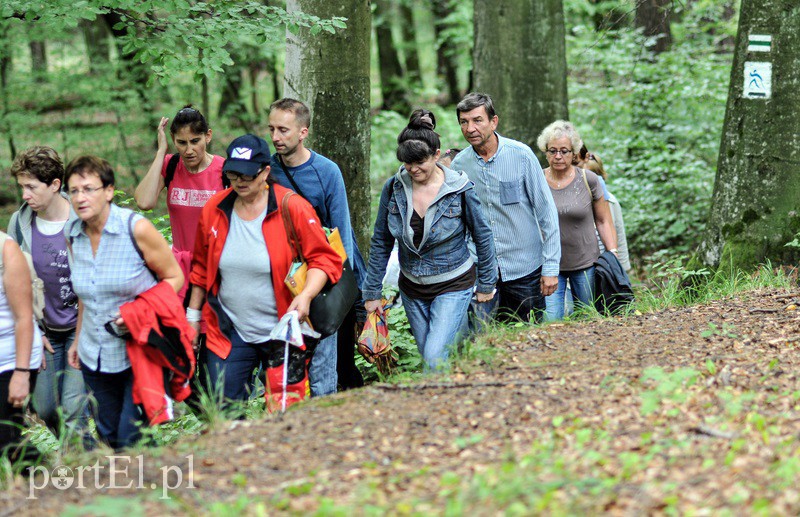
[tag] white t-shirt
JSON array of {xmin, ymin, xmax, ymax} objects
[{"xmin": 0, "ymin": 235, "xmax": 43, "ymax": 373}]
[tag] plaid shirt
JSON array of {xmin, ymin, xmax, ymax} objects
[{"xmin": 68, "ymin": 204, "xmax": 157, "ymax": 373}]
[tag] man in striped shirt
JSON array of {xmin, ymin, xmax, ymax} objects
[{"xmin": 450, "ymin": 92, "xmax": 560, "ymax": 323}]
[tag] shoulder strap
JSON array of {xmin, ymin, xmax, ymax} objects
[
  {"xmin": 128, "ymin": 211, "xmax": 159, "ymax": 280},
  {"xmin": 580, "ymin": 168, "xmax": 593, "ymax": 203},
  {"xmin": 14, "ymin": 206, "xmax": 24, "ymax": 244},
  {"xmin": 128, "ymin": 212, "xmax": 146, "ymax": 262},
  {"xmin": 280, "ymin": 192, "xmax": 304, "ymax": 262},
  {"xmin": 163, "ymin": 153, "xmax": 181, "ymax": 189},
  {"xmin": 277, "ymin": 155, "xmax": 327, "ymax": 224}
]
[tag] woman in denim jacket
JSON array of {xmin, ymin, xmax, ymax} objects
[{"xmin": 363, "ymin": 110, "xmax": 497, "ymax": 370}]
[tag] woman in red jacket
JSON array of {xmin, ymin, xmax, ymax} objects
[{"xmin": 187, "ymin": 135, "xmax": 342, "ymax": 406}]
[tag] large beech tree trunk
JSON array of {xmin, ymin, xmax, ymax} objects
[
  {"xmin": 695, "ymin": 0, "xmax": 800, "ymax": 270},
  {"xmin": 284, "ymin": 0, "xmax": 372, "ymax": 257},
  {"xmin": 473, "ymin": 0, "xmax": 568, "ymax": 156}
]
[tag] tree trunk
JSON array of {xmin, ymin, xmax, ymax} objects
[
  {"xmin": 81, "ymin": 18, "xmax": 111, "ymax": 75},
  {"xmin": 695, "ymin": 1, "xmax": 800, "ymax": 270},
  {"xmin": 284, "ymin": 0, "xmax": 372, "ymax": 258},
  {"xmin": 29, "ymin": 40, "xmax": 47, "ymax": 81},
  {"xmin": 102, "ymin": 11, "xmax": 150, "ymax": 104},
  {"xmin": 473, "ymin": 0, "xmax": 568, "ymax": 156},
  {"xmin": 432, "ymin": 0, "xmax": 460, "ymax": 105},
  {"xmin": 218, "ymin": 47, "xmax": 249, "ymax": 129},
  {"xmin": 635, "ymin": 0, "xmax": 672, "ymax": 53},
  {"xmin": 399, "ymin": 0, "xmax": 421, "ymax": 86},
  {"xmin": 0, "ymin": 23, "xmax": 17, "ymax": 165},
  {"xmin": 374, "ymin": 0, "xmax": 409, "ymax": 113}
]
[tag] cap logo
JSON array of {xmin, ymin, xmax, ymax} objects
[{"xmin": 231, "ymin": 147, "xmax": 252, "ymax": 160}]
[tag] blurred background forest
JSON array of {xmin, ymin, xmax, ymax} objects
[{"xmin": 0, "ymin": 0, "xmax": 738, "ymax": 271}]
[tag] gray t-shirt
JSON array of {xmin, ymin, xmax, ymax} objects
[
  {"xmin": 549, "ymin": 168, "xmax": 603, "ymax": 271},
  {"xmin": 218, "ymin": 207, "xmax": 278, "ymax": 342}
]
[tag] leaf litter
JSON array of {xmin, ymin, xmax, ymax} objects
[{"xmin": 8, "ymin": 287, "xmax": 800, "ymax": 514}]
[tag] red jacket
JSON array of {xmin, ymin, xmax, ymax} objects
[
  {"xmin": 120, "ymin": 281, "xmax": 196, "ymax": 425},
  {"xmin": 190, "ymin": 184, "xmax": 342, "ymax": 359}
]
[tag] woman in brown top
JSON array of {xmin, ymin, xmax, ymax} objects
[{"xmin": 537, "ymin": 121, "xmax": 617, "ymax": 320}]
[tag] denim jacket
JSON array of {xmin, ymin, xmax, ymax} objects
[{"xmin": 363, "ymin": 164, "xmax": 497, "ymax": 301}]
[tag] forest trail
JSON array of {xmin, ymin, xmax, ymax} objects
[{"xmin": 7, "ymin": 287, "xmax": 800, "ymax": 515}]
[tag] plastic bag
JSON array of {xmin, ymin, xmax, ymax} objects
[
  {"xmin": 357, "ymin": 300, "xmax": 398, "ymax": 375},
  {"xmin": 265, "ymin": 311, "xmax": 312, "ymax": 412}
]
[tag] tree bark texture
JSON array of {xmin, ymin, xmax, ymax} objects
[
  {"xmin": 696, "ymin": 1, "xmax": 800, "ymax": 270},
  {"xmin": 473, "ymin": 0, "xmax": 568, "ymax": 156},
  {"xmin": 284, "ymin": 0, "xmax": 372, "ymax": 258},
  {"xmin": 374, "ymin": 0, "xmax": 410, "ymax": 113},
  {"xmin": 635, "ymin": 0, "xmax": 672, "ymax": 53}
]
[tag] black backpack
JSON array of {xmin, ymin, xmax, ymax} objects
[{"xmin": 164, "ymin": 154, "xmax": 230, "ymax": 190}]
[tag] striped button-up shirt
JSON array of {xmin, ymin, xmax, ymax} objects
[
  {"xmin": 68, "ymin": 204, "xmax": 157, "ymax": 373},
  {"xmin": 451, "ymin": 133, "xmax": 560, "ymax": 281}
]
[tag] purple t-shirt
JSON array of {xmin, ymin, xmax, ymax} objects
[{"xmin": 31, "ymin": 218, "xmax": 78, "ymax": 330}]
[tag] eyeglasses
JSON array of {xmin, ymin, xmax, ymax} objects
[
  {"xmin": 177, "ymin": 107, "xmax": 199, "ymax": 115},
  {"xmin": 224, "ymin": 171, "xmax": 257, "ymax": 182},
  {"xmin": 68, "ymin": 186, "xmax": 105, "ymax": 198},
  {"xmin": 546, "ymin": 148, "xmax": 573, "ymax": 156}
]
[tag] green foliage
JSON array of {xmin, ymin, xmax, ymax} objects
[
  {"xmin": 634, "ymin": 258, "xmax": 791, "ymax": 313},
  {"xmin": 701, "ymin": 322, "xmax": 738, "ymax": 339},
  {"xmin": 639, "ymin": 366, "xmax": 700, "ymax": 416},
  {"xmin": 567, "ymin": 6, "xmax": 736, "ymax": 260},
  {"xmin": 1, "ymin": 1, "xmax": 346, "ymax": 83}
]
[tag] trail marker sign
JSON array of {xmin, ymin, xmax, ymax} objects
[{"xmin": 743, "ymin": 61, "xmax": 772, "ymax": 99}]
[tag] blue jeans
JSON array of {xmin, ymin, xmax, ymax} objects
[
  {"xmin": 545, "ymin": 266, "xmax": 596, "ymax": 321},
  {"xmin": 81, "ymin": 363, "xmax": 143, "ymax": 450},
  {"xmin": 206, "ymin": 329, "xmax": 270, "ymax": 403},
  {"xmin": 308, "ymin": 333, "xmax": 337, "ymax": 397},
  {"xmin": 497, "ymin": 267, "xmax": 546, "ymax": 323},
  {"xmin": 32, "ymin": 330, "xmax": 89, "ymax": 434},
  {"xmin": 401, "ymin": 287, "xmax": 472, "ymax": 370}
]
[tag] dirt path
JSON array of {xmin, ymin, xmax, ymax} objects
[{"xmin": 6, "ymin": 288, "xmax": 800, "ymax": 515}]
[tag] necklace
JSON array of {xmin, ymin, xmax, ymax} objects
[{"xmin": 549, "ymin": 168, "xmax": 574, "ymax": 189}]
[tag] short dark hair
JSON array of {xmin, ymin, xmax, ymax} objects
[
  {"xmin": 64, "ymin": 155, "xmax": 115, "ymax": 188},
  {"xmin": 10, "ymin": 146, "xmax": 64, "ymax": 186},
  {"xmin": 456, "ymin": 92, "xmax": 496, "ymax": 120},
  {"xmin": 170, "ymin": 105, "xmax": 209, "ymax": 136},
  {"xmin": 270, "ymin": 98, "xmax": 311, "ymax": 129},
  {"xmin": 396, "ymin": 109, "xmax": 440, "ymax": 163},
  {"xmin": 397, "ymin": 140, "xmax": 436, "ymax": 164}
]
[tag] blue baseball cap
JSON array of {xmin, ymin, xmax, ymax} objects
[{"xmin": 223, "ymin": 134, "xmax": 271, "ymax": 176}]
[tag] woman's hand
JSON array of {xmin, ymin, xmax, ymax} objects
[
  {"xmin": 114, "ymin": 315, "xmax": 129, "ymax": 336},
  {"xmin": 287, "ymin": 293, "xmax": 314, "ymax": 322},
  {"xmin": 39, "ymin": 335, "xmax": 54, "ymax": 371},
  {"xmin": 8, "ymin": 370, "xmax": 30, "ymax": 407},
  {"xmin": 476, "ymin": 291, "xmax": 495, "ymax": 303},
  {"xmin": 157, "ymin": 117, "xmax": 169, "ymax": 154},
  {"xmin": 68, "ymin": 341, "xmax": 80, "ymax": 369},
  {"xmin": 364, "ymin": 299, "xmax": 383, "ymax": 314}
]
